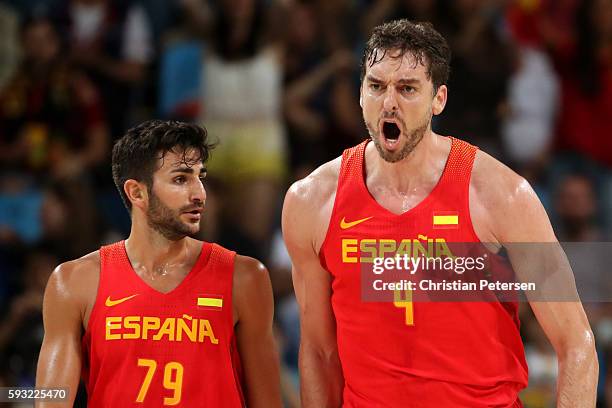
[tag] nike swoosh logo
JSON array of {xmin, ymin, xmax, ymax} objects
[
  {"xmin": 105, "ymin": 294, "xmax": 139, "ymax": 307},
  {"xmin": 340, "ymin": 216, "xmax": 373, "ymax": 229}
]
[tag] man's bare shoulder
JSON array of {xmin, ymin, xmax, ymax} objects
[
  {"xmin": 47, "ymin": 250, "xmax": 100, "ymax": 309},
  {"xmin": 232, "ymin": 255, "xmax": 273, "ymax": 323},
  {"xmin": 471, "ymin": 149, "xmax": 546, "ymax": 242},
  {"xmin": 52, "ymin": 250, "xmax": 99, "ymax": 285},
  {"xmin": 285, "ymin": 156, "xmax": 341, "ymax": 213},
  {"xmin": 283, "ymin": 156, "xmax": 341, "ymax": 250},
  {"xmin": 233, "ymin": 255, "xmax": 270, "ymax": 292},
  {"xmin": 471, "ymin": 149, "xmax": 534, "ymax": 206}
]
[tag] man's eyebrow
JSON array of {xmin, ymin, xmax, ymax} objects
[
  {"xmin": 169, "ymin": 166, "xmax": 206, "ymax": 174},
  {"xmin": 366, "ymin": 74, "xmax": 384, "ymax": 83},
  {"xmin": 396, "ymin": 78, "xmax": 421, "ymax": 85},
  {"xmin": 366, "ymin": 76, "xmax": 421, "ymax": 85}
]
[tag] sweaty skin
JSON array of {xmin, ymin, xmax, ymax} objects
[
  {"xmin": 282, "ymin": 51, "xmax": 598, "ymax": 407},
  {"xmin": 36, "ymin": 149, "xmax": 282, "ymax": 408}
]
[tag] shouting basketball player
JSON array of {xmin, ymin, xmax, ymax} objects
[
  {"xmin": 282, "ymin": 20, "xmax": 598, "ymax": 407},
  {"xmin": 36, "ymin": 120, "xmax": 282, "ymax": 407}
]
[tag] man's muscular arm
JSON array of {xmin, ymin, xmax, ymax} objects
[
  {"xmin": 234, "ymin": 256, "xmax": 282, "ymax": 408},
  {"xmin": 35, "ymin": 261, "xmax": 88, "ymax": 407},
  {"xmin": 474, "ymin": 152, "xmax": 598, "ymax": 407},
  {"xmin": 282, "ymin": 164, "xmax": 344, "ymax": 408}
]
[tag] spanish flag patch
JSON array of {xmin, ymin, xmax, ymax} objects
[
  {"xmin": 433, "ymin": 212, "xmax": 459, "ymax": 228},
  {"xmin": 197, "ymin": 296, "xmax": 223, "ymax": 309}
]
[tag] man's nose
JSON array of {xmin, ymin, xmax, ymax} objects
[
  {"xmin": 382, "ymin": 87, "xmax": 399, "ymax": 112},
  {"xmin": 191, "ymin": 182, "xmax": 206, "ymax": 204}
]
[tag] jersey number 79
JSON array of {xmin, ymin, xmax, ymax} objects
[{"xmin": 136, "ymin": 358, "xmax": 184, "ymax": 405}]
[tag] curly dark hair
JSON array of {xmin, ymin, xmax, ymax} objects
[
  {"xmin": 361, "ymin": 19, "xmax": 451, "ymax": 91},
  {"xmin": 112, "ymin": 120, "xmax": 214, "ymax": 211}
]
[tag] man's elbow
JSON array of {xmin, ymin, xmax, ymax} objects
[
  {"xmin": 558, "ymin": 329, "xmax": 598, "ymax": 369},
  {"xmin": 300, "ymin": 339, "xmax": 340, "ymax": 365}
]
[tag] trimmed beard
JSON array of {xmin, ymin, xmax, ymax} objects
[
  {"xmin": 366, "ymin": 112, "xmax": 431, "ymax": 163},
  {"xmin": 146, "ymin": 189, "xmax": 198, "ymax": 241}
]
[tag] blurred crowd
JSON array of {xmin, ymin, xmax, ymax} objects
[{"xmin": 0, "ymin": 0, "xmax": 610, "ymax": 406}]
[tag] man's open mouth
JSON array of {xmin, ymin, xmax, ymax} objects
[{"xmin": 382, "ymin": 121, "xmax": 401, "ymax": 142}]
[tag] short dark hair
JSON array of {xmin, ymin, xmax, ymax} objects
[
  {"xmin": 361, "ymin": 19, "xmax": 451, "ymax": 91},
  {"xmin": 112, "ymin": 120, "xmax": 214, "ymax": 211}
]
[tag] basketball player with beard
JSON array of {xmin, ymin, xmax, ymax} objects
[
  {"xmin": 282, "ymin": 20, "xmax": 598, "ymax": 407},
  {"xmin": 36, "ymin": 120, "xmax": 282, "ymax": 407}
]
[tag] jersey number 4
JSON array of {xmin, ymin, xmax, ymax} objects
[
  {"xmin": 136, "ymin": 358, "xmax": 183, "ymax": 405},
  {"xmin": 394, "ymin": 289, "xmax": 414, "ymax": 326}
]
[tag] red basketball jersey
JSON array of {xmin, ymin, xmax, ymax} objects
[
  {"xmin": 320, "ymin": 138, "xmax": 528, "ymax": 407},
  {"xmin": 82, "ymin": 241, "xmax": 245, "ymax": 407}
]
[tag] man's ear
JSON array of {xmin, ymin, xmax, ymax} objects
[
  {"xmin": 359, "ymin": 82, "xmax": 363, "ymax": 108},
  {"xmin": 124, "ymin": 179, "xmax": 148, "ymax": 211},
  {"xmin": 432, "ymin": 84, "xmax": 447, "ymax": 116}
]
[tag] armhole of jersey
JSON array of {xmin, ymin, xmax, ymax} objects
[
  {"xmin": 317, "ymin": 144, "xmax": 363, "ymax": 271},
  {"xmin": 210, "ymin": 244, "xmax": 237, "ymax": 334},
  {"xmin": 226, "ymin": 247, "xmax": 237, "ymax": 331},
  {"xmin": 224, "ymin": 247, "xmax": 246, "ymax": 406},
  {"xmin": 459, "ymin": 142, "xmax": 484, "ymax": 245},
  {"xmin": 83, "ymin": 246, "xmax": 107, "ymax": 338},
  {"xmin": 229, "ymin": 335, "xmax": 246, "ymax": 407}
]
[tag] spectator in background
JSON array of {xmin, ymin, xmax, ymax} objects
[
  {"xmin": 311, "ymin": 0, "xmax": 362, "ymax": 52},
  {"xmin": 61, "ymin": 0, "xmax": 154, "ymax": 139},
  {"xmin": 0, "ymin": 15, "xmax": 108, "ymax": 181},
  {"xmin": 0, "ymin": 178, "xmax": 100, "ymax": 263},
  {"xmin": 555, "ymin": 174, "xmax": 603, "ymax": 242},
  {"xmin": 528, "ymin": 0, "xmax": 612, "ymax": 235},
  {"xmin": 0, "ymin": 175, "xmax": 44, "ymax": 247},
  {"xmin": 551, "ymin": 0, "xmax": 612, "ymax": 167},
  {"xmin": 363, "ymin": 0, "xmax": 446, "ymax": 30},
  {"xmin": 435, "ymin": 0, "xmax": 515, "ymax": 156},
  {"xmin": 500, "ymin": 1, "xmax": 561, "ymax": 209},
  {"xmin": 283, "ymin": 1, "xmax": 362, "ymax": 169},
  {"xmin": 56, "ymin": 0, "xmax": 155, "ymax": 238},
  {"xmin": 0, "ymin": 2, "xmax": 19, "ymax": 91},
  {"xmin": 500, "ymin": 45, "xmax": 559, "ymax": 203},
  {"xmin": 39, "ymin": 181, "xmax": 100, "ymax": 259},
  {"xmin": 282, "ymin": 0, "xmax": 328, "ymax": 145},
  {"xmin": 0, "ymin": 248, "xmax": 56, "ymax": 386},
  {"xmin": 0, "ymin": 15, "xmax": 106, "ymax": 263},
  {"xmin": 186, "ymin": 0, "xmax": 288, "ymax": 260},
  {"xmin": 503, "ymin": 0, "xmax": 560, "ymax": 172}
]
